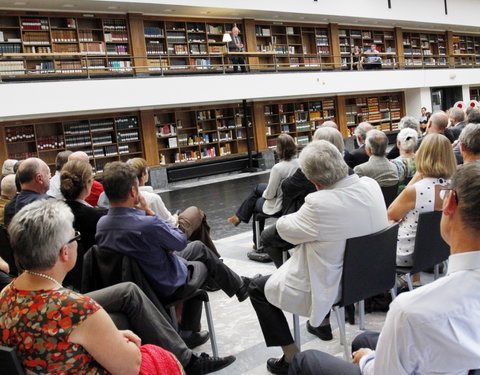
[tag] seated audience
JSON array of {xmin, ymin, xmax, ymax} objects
[
  {"xmin": 453, "ymin": 107, "xmax": 480, "ymax": 164},
  {"xmin": 0, "ymin": 159, "xmax": 16, "ymax": 185},
  {"xmin": 424, "ymin": 111, "xmax": 455, "ymax": 143},
  {"xmin": 391, "ymin": 128, "xmax": 418, "ymax": 192},
  {"xmin": 247, "ymin": 140, "xmax": 388, "ymax": 374},
  {"xmin": 290, "ymin": 162, "xmax": 480, "ymax": 375},
  {"xmin": 0, "ymin": 199, "xmax": 184, "ymax": 375},
  {"xmin": 363, "ymin": 43, "xmax": 382, "ymax": 69},
  {"xmin": 95, "ymin": 162, "xmax": 249, "ymax": 344},
  {"xmin": 388, "ymin": 134, "xmax": 456, "ymax": 268},
  {"xmin": 126, "ymin": 158, "xmax": 219, "ymax": 257},
  {"xmin": 386, "ymin": 115, "xmax": 421, "ymax": 159},
  {"xmin": 47, "ymin": 150, "xmax": 72, "ymax": 198},
  {"xmin": 228, "ymin": 134, "xmax": 298, "ymax": 247},
  {"xmin": 458, "ymin": 123, "xmax": 480, "ymax": 164},
  {"xmin": 0, "ymin": 174, "xmax": 16, "ymax": 225},
  {"xmin": 3, "ymin": 160, "xmax": 22, "ymax": 227},
  {"xmin": 345, "ymin": 122, "xmax": 374, "ymax": 168},
  {"xmin": 353, "ymin": 129, "xmax": 399, "ymax": 187},
  {"xmin": 68, "ymin": 151, "xmax": 104, "ymax": 207},
  {"xmin": 448, "ymin": 106, "xmax": 467, "ymax": 140}
]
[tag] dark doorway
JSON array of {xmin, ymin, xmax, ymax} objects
[{"xmin": 431, "ymin": 86, "xmax": 463, "ymax": 112}]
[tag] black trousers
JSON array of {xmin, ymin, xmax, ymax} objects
[
  {"xmin": 248, "ymin": 275, "xmax": 295, "ymax": 347},
  {"xmin": 261, "ymin": 224, "xmax": 294, "ymax": 268},
  {"xmin": 231, "ymin": 55, "xmax": 246, "ymax": 72},
  {"xmin": 236, "ymin": 182, "xmax": 267, "ymax": 245},
  {"xmin": 289, "ymin": 331, "xmax": 380, "ymax": 375}
]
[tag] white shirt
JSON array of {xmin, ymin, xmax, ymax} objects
[
  {"xmin": 46, "ymin": 171, "xmax": 63, "ymax": 199},
  {"xmin": 361, "ymin": 251, "xmax": 480, "ymax": 375}
]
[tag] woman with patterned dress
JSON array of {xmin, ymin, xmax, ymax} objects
[
  {"xmin": 391, "ymin": 128, "xmax": 418, "ymax": 193},
  {"xmin": 0, "ymin": 199, "xmax": 184, "ymax": 375},
  {"xmin": 388, "ymin": 134, "xmax": 457, "ymax": 268}
]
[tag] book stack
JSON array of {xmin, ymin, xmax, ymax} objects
[{"xmin": 5, "ymin": 126, "xmax": 35, "ymax": 142}]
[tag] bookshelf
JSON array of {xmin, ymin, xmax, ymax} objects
[
  {"xmin": 154, "ymin": 104, "xmax": 253, "ymax": 164},
  {"xmin": 470, "ymin": 87, "xmax": 480, "ymax": 102},
  {"xmin": 344, "ymin": 93, "xmax": 403, "ymax": 136},
  {"xmin": 143, "ymin": 18, "xmax": 237, "ymax": 72},
  {"xmin": 3, "ymin": 113, "xmax": 143, "ymax": 173},
  {"xmin": 338, "ymin": 27, "xmax": 396, "ymax": 69},
  {"xmin": 0, "ymin": 14, "xmax": 133, "ymax": 76},
  {"xmin": 452, "ymin": 33, "xmax": 480, "ymax": 67},
  {"xmin": 254, "ymin": 23, "xmax": 332, "ymax": 69},
  {"xmin": 263, "ymin": 98, "xmax": 337, "ymax": 149},
  {"xmin": 402, "ymin": 31, "xmax": 447, "ymax": 67}
]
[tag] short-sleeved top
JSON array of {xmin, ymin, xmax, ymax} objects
[
  {"xmin": 396, "ymin": 177, "xmax": 448, "ymax": 266},
  {"xmin": 0, "ymin": 283, "xmax": 107, "ymax": 375}
]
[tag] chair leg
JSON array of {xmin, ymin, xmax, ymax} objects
[
  {"xmin": 293, "ymin": 314, "xmax": 301, "ymax": 350},
  {"xmin": 169, "ymin": 306, "xmax": 178, "ymax": 331},
  {"xmin": 333, "ymin": 306, "xmax": 350, "ymax": 361},
  {"xmin": 358, "ymin": 300, "xmax": 365, "ymax": 331},
  {"xmin": 434, "ymin": 264, "xmax": 440, "ymax": 280},
  {"xmin": 203, "ymin": 301, "xmax": 219, "ymax": 357},
  {"xmin": 254, "ymin": 218, "xmax": 261, "ymax": 248},
  {"xmin": 405, "ymin": 273, "xmax": 414, "ymax": 291}
]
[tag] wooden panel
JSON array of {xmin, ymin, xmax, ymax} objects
[
  {"xmin": 0, "ymin": 126, "xmax": 7, "ymax": 162},
  {"xmin": 446, "ymin": 30, "xmax": 455, "ymax": 67},
  {"xmin": 128, "ymin": 13, "xmax": 148, "ymax": 73},
  {"xmin": 336, "ymin": 95, "xmax": 348, "ymax": 137},
  {"xmin": 139, "ymin": 109, "xmax": 159, "ymax": 165},
  {"xmin": 244, "ymin": 18, "xmax": 260, "ymax": 70},
  {"xmin": 329, "ymin": 23, "xmax": 342, "ymax": 69},
  {"xmin": 395, "ymin": 27, "xmax": 404, "ymax": 68},
  {"xmin": 253, "ymin": 102, "xmax": 267, "ymax": 151}
]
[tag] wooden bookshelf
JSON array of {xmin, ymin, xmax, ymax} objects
[
  {"xmin": 263, "ymin": 98, "xmax": 337, "ymax": 149},
  {"xmin": 154, "ymin": 103, "xmax": 253, "ymax": 165},
  {"xmin": 143, "ymin": 18, "xmax": 237, "ymax": 72},
  {"xmin": 402, "ymin": 31, "xmax": 447, "ymax": 67},
  {"xmin": 0, "ymin": 13, "xmax": 133, "ymax": 76},
  {"xmin": 343, "ymin": 93, "xmax": 404, "ymax": 136},
  {"xmin": 3, "ymin": 113, "xmax": 143, "ymax": 173},
  {"xmin": 254, "ymin": 22, "xmax": 332, "ymax": 70},
  {"xmin": 338, "ymin": 27, "xmax": 396, "ymax": 69},
  {"xmin": 452, "ymin": 33, "xmax": 480, "ymax": 67}
]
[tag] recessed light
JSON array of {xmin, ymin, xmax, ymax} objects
[
  {"xmin": 108, "ymin": 6, "xmax": 118, "ymax": 9},
  {"xmin": 164, "ymin": 9, "xmax": 172, "ymax": 12},
  {"xmin": 14, "ymin": 1, "xmax": 26, "ymax": 4},
  {"xmin": 299, "ymin": 16, "xmax": 305, "ymax": 20},
  {"xmin": 63, "ymin": 4, "xmax": 74, "ymax": 7},
  {"xmin": 273, "ymin": 15, "xmax": 279, "ymax": 19},
  {"xmin": 200, "ymin": 11, "xmax": 210, "ymax": 14}
]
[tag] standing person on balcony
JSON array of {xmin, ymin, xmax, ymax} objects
[{"xmin": 228, "ymin": 26, "xmax": 247, "ymax": 73}]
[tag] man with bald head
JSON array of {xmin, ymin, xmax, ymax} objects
[
  {"xmin": 68, "ymin": 151, "xmax": 104, "ymax": 207},
  {"xmin": 228, "ymin": 26, "xmax": 247, "ymax": 73},
  {"xmin": 425, "ymin": 111, "xmax": 455, "ymax": 143},
  {"xmin": 14, "ymin": 158, "xmax": 52, "ymax": 214}
]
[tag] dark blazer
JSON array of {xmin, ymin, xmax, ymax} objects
[
  {"xmin": 281, "ymin": 169, "xmax": 316, "ymax": 215},
  {"xmin": 346, "ymin": 145, "xmax": 369, "ymax": 169},
  {"xmin": 228, "ymin": 35, "xmax": 243, "ymax": 52},
  {"xmin": 450, "ymin": 121, "xmax": 466, "ymax": 140}
]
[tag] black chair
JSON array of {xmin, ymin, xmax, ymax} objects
[
  {"xmin": 0, "ymin": 346, "xmax": 25, "ymax": 375},
  {"xmin": 396, "ymin": 211, "xmax": 450, "ymax": 291},
  {"xmin": 82, "ymin": 246, "xmax": 219, "ymax": 356},
  {"xmin": 252, "ymin": 211, "xmax": 282, "ymax": 249},
  {"xmin": 332, "ymin": 223, "xmax": 399, "ymax": 360},
  {"xmin": 0, "ymin": 225, "xmax": 18, "ymax": 276},
  {"xmin": 380, "ymin": 182, "xmax": 399, "ymax": 208},
  {"xmin": 469, "ymin": 370, "xmax": 480, "ymax": 375}
]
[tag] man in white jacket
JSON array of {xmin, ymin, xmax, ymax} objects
[
  {"xmin": 247, "ymin": 140, "xmax": 388, "ymax": 374},
  {"xmin": 289, "ymin": 162, "xmax": 480, "ymax": 375}
]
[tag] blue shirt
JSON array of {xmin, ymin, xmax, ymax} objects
[
  {"xmin": 15, "ymin": 190, "xmax": 52, "ymax": 214},
  {"xmin": 95, "ymin": 207, "xmax": 188, "ymax": 297}
]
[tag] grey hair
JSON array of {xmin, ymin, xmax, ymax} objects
[
  {"xmin": 313, "ymin": 127, "xmax": 345, "ymax": 153},
  {"xmin": 366, "ymin": 129, "xmax": 388, "ymax": 156},
  {"xmin": 397, "ymin": 128, "xmax": 418, "ymax": 153},
  {"xmin": 451, "ymin": 162, "xmax": 480, "ymax": 231},
  {"xmin": 1, "ymin": 174, "xmax": 17, "ymax": 198},
  {"xmin": 459, "ymin": 123, "xmax": 480, "ymax": 155},
  {"xmin": 299, "ymin": 140, "xmax": 348, "ymax": 187},
  {"xmin": 320, "ymin": 121, "xmax": 338, "ymax": 129},
  {"xmin": 449, "ymin": 107, "xmax": 465, "ymax": 123},
  {"xmin": 354, "ymin": 122, "xmax": 374, "ymax": 142},
  {"xmin": 8, "ymin": 199, "xmax": 74, "ymax": 271},
  {"xmin": 467, "ymin": 107, "xmax": 480, "ymax": 124},
  {"xmin": 398, "ymin": 116, "xmax": 420, "ymax": 134}
]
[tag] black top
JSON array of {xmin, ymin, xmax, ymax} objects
[{"xmin": 346, "ymin": 145, "xmax": 369, "ymax": 169}]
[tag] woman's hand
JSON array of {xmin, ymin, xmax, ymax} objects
[{"xmin": 120, "ymin": 330, "xmax": 141, "ymax": 348}]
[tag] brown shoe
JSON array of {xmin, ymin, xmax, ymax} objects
[{"xmin": 228, "ymin": 215, "xmax": 241, "ymax": 226}]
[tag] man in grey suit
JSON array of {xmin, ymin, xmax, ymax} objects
[
  {"xmin": 228, "ymin": 27, "xmax": 247, "ymax": 73},
  {"xmin": 353, "ymin": 129, "xmax": 398, "ymax": 187}
]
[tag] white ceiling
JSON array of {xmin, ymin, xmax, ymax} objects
[{"xmin": 0, "ymin": 0, "xmax": 479, "ymax": 34}]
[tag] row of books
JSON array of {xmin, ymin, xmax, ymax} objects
[
  {"xmin": 144, "ymin": 26, "xmax": 164, "ymax": 38},
  {"xmin": 92, "ymin": 134, "xmax": 114, "ymax": 145},
  {"xmin": 53, "ymin": 44, "xmax": 80, "ymax": 53},
  {"xmin": 0, "ymin": 44, "xmax": 22, "ymax": 53},
  {"xmin": 94, "ymin": 145, "xmax": 119, "ymax": 157},
  {"xmin": 146, "ymin": 42, "xmax": 165, "ymax": 55},
  {"xmin": 23, "ymin": 32, "xmax": 50, "ymax": 45},
  {"xmin": 117, "ymin": 131, "xmax": 139, "ymax": 142},
  {"xmin": 106, "ymin": 44, "xmax": 129, "ymax": 55},
  {"xmin": 0, "ymin": 61, "xmax": 25, "ymax": 74},
  {"xmin": 103, "ymin": 19, "xmax": 127, "ymax": 31},
  {"xmin": 108, "ymin": 60, "xmax": 132, "ymax": 72},
  {"xmin": 51, "ymin": 30, "xmax": 77, "ymax": 42},
  {"xmin": 37, "ymin": 136, "xmax": 64, "ymax": 150},
  {"xmin": 5, "ymin": 127, "xmax": 35, "ymax": 142},
  {"xmin": 105, "ymin": 32, "xmax": 129, "ymax": 42},
  {"xmin": 21, "ymin": 18, "xmax": 49, "ymax": 30},
  {"xmin": 55, "ymin": 61, "xmax": 83, "ymax": 73}
]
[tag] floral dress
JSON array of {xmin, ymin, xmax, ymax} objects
[
  {"xmin": 0, "ymin": 283, "xmax": 108, "ymax": 375},
  {"xmin": 392, "ymin": 155, "xmax": 416, "ymax": 193}
]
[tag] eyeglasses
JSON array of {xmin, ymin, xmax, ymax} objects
[
  {"xmin": 66, "ymin": 231, "xmax": 81, "ymax": 245},
  {"xmin": 439, "ymin": 188, "xmax": 458, "ymax": 204}
]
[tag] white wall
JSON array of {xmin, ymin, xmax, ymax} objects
[{"xmin": 405, "ymin": 88, "xmax": 431, "ymax": 119}]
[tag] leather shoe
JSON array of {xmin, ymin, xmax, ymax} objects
[
  {"xmin": 236, "ymin": 276, "xmax": 251, "ymax": 302},
  {"xmin": 185, "ymin": 352, "xmax": 236, "ymax": 375},
  {"xmin": 184, "ymin": 330, "xmax": 210, "ymax": 349},
  {"xmin": 306, "ymin": 320, "xmax": 333, "ymax": 341},
  {"xmin": 247, "ymin": 248, "xmax": 272, "ymax": 263},
  {"xmin": 266, "ymin": 355, "xmax": 289, "ymax": 374}
]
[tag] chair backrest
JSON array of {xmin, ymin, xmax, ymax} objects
[
  {"xmin": 0, "ymin": 346, "xmax": 25, "ymax": 375},
  {"xmin": 410, "ymin": 211, "xmax": 450, "ymax": 274},
  {"xmin": 380, "ymin": 183, "xmax": 399, "ymax": 208},
  {"xmin": 340, "ymin": 223, "xmax": 399, "ymax": 307},
  {"xmin": 468, "ymin": 370, "xmax": 480, "ymax": 375}
]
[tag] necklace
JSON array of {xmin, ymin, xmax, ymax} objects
[{"xmin": 25, "ymin": 270, "xmax": 62, "ymax": 288}]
